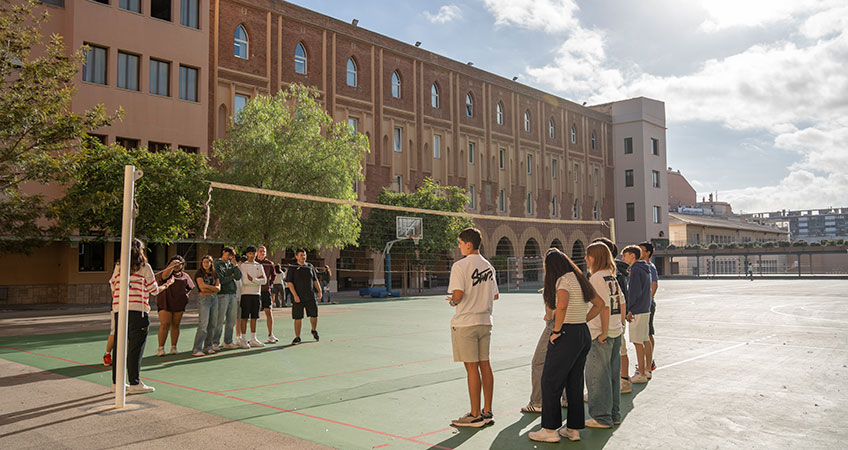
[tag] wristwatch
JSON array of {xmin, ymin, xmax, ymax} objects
[{"xmin": 551, "ymin": 329, "xmax": 562, "ymax": 335}]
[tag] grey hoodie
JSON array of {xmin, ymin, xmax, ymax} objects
[{"xmin": 627, "ymin": 260, "xmax": 652, "ymax": 314}]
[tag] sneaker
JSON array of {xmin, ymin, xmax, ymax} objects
[
  {"xmin": 212, "ymin": 344, "xmax": 221, "ymax": 352},
  {"xmin": 646, "ymin": 370, "xmax": 652, "ymax": 380},
  {"xmin": 311, "ymin": 330, "xmax": 320, "ymax": 341},
  {"xmin": 558, "ymin": 427, "xmax": 581, "ymax": 441},
  {"xmin": 520, "ymin": 404, "xmax": 542, "ymax": 413},
  {"xmin": 482, "ymin": 410, "xmax": 494, "ymax": 425},
  {"xmin": 156, "ymin": 347, "xmax": 165, "ymax": 357},
  {"xmin": 170, "ymin": 346, "xmax": 177, "ymax": 355},
  {"xmin": 528, "ymin": 428, "xmax": 560, "ymax": 442},
  {"xmin": 248, "ymin": 338, "xmax": 265, "ymax": 347},
  {"xmin": 266, "ymin": 334, "xmax": 278, "ymax": 343},
  {"xmin": 239, "ymin": 337, "xmax": 250, "ymax": 349},
  {"xmin": 621, "ymin": 378, "xmax": 633, "ymax": 393},
  {"xmin": 631, "ymin": 374, "xmax": 648, "ymax": 384},
  {"xmin": 192, "ymin": 350, "xmax": 205, "ymax": 357},
  {"xmin": 205, "ymin": 348, "xmax": 215, "ymax": 354},
  {"xmin": 103, "ymin": 353, "xmax": 112, "ymax": 366},
  {"xmin": 586, "ymin": 418, "xmax": 612, "ymax": 429},
  {"xmin": 128, "ymin": 383, "xmax": 155, "ymax": 395},
  {"xmin": 651, "ymin": 360, "xmax": 657, "ymax": 371},
  {"xmin": 222, "ymin": 342, "xmax": 239, "ymax": 350},
  {"xmin": 291, "ymin": 336, "xmax": 301, "ymax": 345},
  {"xmin": 451, "ymin": 413, "xmax": 485, "ymax": 428}
]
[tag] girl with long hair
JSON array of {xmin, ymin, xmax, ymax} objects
[
  {"xmin": 192, "ymin": 255, "xmax": 221, "ymax": 356},
  {"xmin": 529, "ymin": 248, "xmax": 604, "ymax": 443},
  {"xmin": 155, "ymin": 254, "xmax": 195, "ymax": 356}
]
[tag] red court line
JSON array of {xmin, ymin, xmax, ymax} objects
[
  {"xmin": 0, "ymin": 344, "xmax": 453, "ymax": 450},
  {"xmin": 218, "ymin": 355, "xmax": 452, "ymax": 393}
]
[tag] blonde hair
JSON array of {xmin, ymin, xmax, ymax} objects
[{"xmin": 587, "ymin": 242, "xmax": 616, "ymax": 276}]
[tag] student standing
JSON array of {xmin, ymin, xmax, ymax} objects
[
  {"xmin": 638, "ymin": 242, "xmax": 658, "ymax": 373},
  {"xmin": 238, "ymin": 246, "xmax": 266, "ymax": 348},
  {"xmin": 192, "ymin": 255, "xmax": 220, "ymax": 356},
  {"xmin": 446, "ymin": 228, "xmax": 499, "ymax": 428},
  {"xmin": 592, "ymin": 237, "xmax": 633, "ymax": 393},
  {"xmin": 213, "ymin": 246, "xmax": 242, "ymax": 350},
  {"xmin": 622, "ymin": 246, "xmax": 652, "ymax": 383},
  {"xmin": 272, "ymin": 264, "xmax": 285, "ymax": 307},
  {"xmin": 155, "ymin": 255, "xmax": 194, "ymax": 356},
  {"xmin": 285, "ymin": 250, "xmax": 322, "ymax": 344},
  {"xmin": 256, "ymin": 246, "xmax": 278, "ymax": 343},
  {"xmin": 584, "ymin": 242, "xmax": 625, "ymax": 428},
  {"xmin": 529, "ymin": 249, "xmax": 603, "ymax": 443}
]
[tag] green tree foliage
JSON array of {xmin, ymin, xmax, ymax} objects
[
  {"xmin": 0, "ymin": 0, "xmax": 117, "ymax": 253},
  {"xmin": 212, "ymin": 84, "xmax": 368, "ymax": 250},
  {"xmin": 359, "ymin": 178, "xmax": 473, "ymax": 270},
  {"xmin": 54, "ymin": 143, "xmax": 212, "ymax": 243}
]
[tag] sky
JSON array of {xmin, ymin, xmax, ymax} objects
[{"xmin": 288, "ymin": 0, "xmax": 848, "ymax": 213}]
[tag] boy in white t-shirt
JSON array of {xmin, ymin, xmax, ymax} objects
[{"xmin": 446, "ymin": 228, "xmax": 499, "ymax": 428}]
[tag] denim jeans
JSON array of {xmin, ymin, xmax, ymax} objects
[
  {"xmin": 529, "ymin": 319, "xmax": 567, "ymax": 407},
  {"xmin": 213, "ymin": 293, "xmax": 238, "ymax": 345},
  {"xmin": 193, "ymin": 294, "xmax": 218, "ymax": 352},
  {"xmin": 585, "ymin": 334, "xmax": 622, "ymax": 426}
]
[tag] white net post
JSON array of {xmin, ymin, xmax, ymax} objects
[{"xmin": 115, "ymin": 165, "xmax": 140, "ymax": 409}]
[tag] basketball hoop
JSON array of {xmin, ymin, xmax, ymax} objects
[{"xmin": 410, "ymin": 235, "xmax": 421, "ymax": 245}]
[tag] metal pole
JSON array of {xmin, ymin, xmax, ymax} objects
[
  {"xmin": 115, "ymin": 165, "xmax": 137, "ymax": 409},
  {"xmin": 609, "ymin": 218, "xmax": 616, "ymax": 244}
]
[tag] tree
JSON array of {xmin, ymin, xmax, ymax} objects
[
  {"xmin": 54, "ymin": 143, "xmax": 212, "ymax": 243},
  {"xmin": 211, "ymin": 84, "xmax": 368, "ymax": 250},
  {"xmin": 0, "ymin": 0, "xmax": 118, "ymax": 253},
  {"xmin": 359, "ymin": 178, "xmax": 473, "ymax": 270}
]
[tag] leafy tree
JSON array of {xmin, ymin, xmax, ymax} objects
[
  {"xmin": 0, "ymin": 0, "xmax": 118, "ymax": 253},
  {"xmin": 54, "ymin": 143, "xmax": 212, "ymax": 243},
  {"xmin": 211, "ymin": 84, "xmax": 368, "ymax": 250},
  {"xmin": 359, "ymin": 178, "xmax": 473, "ymax": 270}
]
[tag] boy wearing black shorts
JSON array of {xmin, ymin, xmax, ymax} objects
[
  {"xmin": 285, "ymin": 249, "xmax": 322, "ymax": 344},
  {"xmin": 238, "ymin": 246, "xmax": 266, "ymax": 348}
]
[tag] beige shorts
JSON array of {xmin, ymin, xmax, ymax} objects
[
  {"xmin": 451, "ymin": 325, "xmax": 492, "ymax": 363},
  {"xmin": 629, "ymin": 313, "xmax": 650, "ymax": 344}
]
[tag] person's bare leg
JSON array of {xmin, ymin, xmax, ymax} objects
[
  {"xmin": 264, "ymin": 308, "xmax": 273, "ymax": 336},
  {"xmin": 157, "ymin": 311, "xmax": 171, "ymax": 347},
  {"xmin": 645, "ymin": 340, "xmax": 654, "ymax": 373},
  {"xmin": 294, "ymin": 319, "xmax": 302, "ymax": 338},
  {"xmin": 249, "ymin": 318, "xmax": 257, "ymax": 333},
  {"xmin": 463, "ymin": 362, "xmax": 482, "ymax": 417},
  {"xmin": 634, "ymin": 343, "xmax": 646, "ymax": 375},
  {"xmin": 106, "ymin": 334, "xmax": 115, "ymax": 353},
  {"xmin": 238, "ymin": 318, "xmax": 247, "ymax": 336},
  {"xmin": 621, "ymin": 354, "xmax": 629, "ymax": 378},
  {"xmin": 170, "ymin": 311, "xmax": 184, "ymax": 348},
  {"xmin": 479, "ymin": 360, "xmax": 494, "ymax": 413},
  {"xmin": 309, "ymin": 316, "xmax": 318, "ymax": 331}
]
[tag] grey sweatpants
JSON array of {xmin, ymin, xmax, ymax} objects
[{"xmin": 529, "ymin": 319, "xmax": 568, "ymax": 407}]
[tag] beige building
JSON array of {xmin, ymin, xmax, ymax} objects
[{"xmin": 667, "ymin": 168, "xmax": 696, "ymax": 211}]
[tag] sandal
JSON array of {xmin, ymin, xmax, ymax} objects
[{"xmin": 521, "ymin": 404, "xmax": 542, "ymax": 413}]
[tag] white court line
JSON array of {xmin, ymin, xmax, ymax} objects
[
  {"xmin": 770, "ymin": 303, "xmax": 848, "ymax": 324},
  {"xmin": 694, "ymin": 319, "xmax": 847, "ymax": 331},
  {"xmin": 655, "ymin": 334, "xmax": 775, "ymax": 372},
  {"xmin": 656, "ymin": 334, "xmax": 848, "ymax": 352}
]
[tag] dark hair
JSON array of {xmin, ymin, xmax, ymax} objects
[
  {"xmin": 592, "ymin": 237, "xmax": 618, "ymax": 258},
  {"xmin": 222, "ymin": 246, "xmax": 235, "ymax": 256},
  {"xmin": 130, "ymin": 238, "xmax": 147, "ymax": 273},
  {"xmin": 168, "ymin": 254, "xmax": 186, "ymax": 265},
  {"xmin": 275, "ymin": 264, "xmax": 282, "ymax": 274},
  {"xmin": 622, "ymin": 245, "xmax": 642, "ymax": 259},
  {"xmin": 458, "ymin": 227, "xmax": 482, "ymax": 250},
  {"xmin": 638, "ymin": 241, "xmax": 654, "ymax": 258},
  {"xmin": 239, "ymin": 255, "xmax": 248, "ymax": 263},
  {"xmin": 542, "ymin": 248, "xmax": 597, "ymax": 310},
  {"xmin": 296, "ymin": 249, "xmax": 307, "ymax": 255},
  {"xmin": 198, "ymin": 255, "xmax": 216, "ymax": 277},
  {"xmin": 244, "ymin": 245, "xmax": 258, "ymax": 254}
]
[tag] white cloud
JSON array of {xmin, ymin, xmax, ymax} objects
[
  {"xmin": 715, "ymin": 170, "xmax": 848, "ymax": 212},
  {"xmin": 482, "ymin": 0, "xmax": 579, "ymax": 33},
  {"xmin": 696, "ymin": 0, "xmax": 838, "ymax": 32},
  {"xmin": 424, "ymin": 5, "xmax": 462, "ymax": 24}
]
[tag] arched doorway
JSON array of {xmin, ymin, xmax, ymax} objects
[
  {"xmin": 571, "ymin": 240, "xmax": 586, "ymax": 273},
  {"xmin": 524, "ymin": 238, "xmax": 541, "ymax": 282},
  {"xmin": 494, "ymin": 237, "xmax": 513, "ymax": 285},
  {"xmin": 550, "ymin": 239, "xmax": 563, "ymax": 251}
]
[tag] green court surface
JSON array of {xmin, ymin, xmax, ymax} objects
[{"xmin": 1, "ymin": 279, "xmax": 847, "ymax": 449}]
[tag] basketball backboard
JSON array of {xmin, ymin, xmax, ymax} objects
[{"xmin": 396, "ymin": 216, "xmax": 423, "ymax": 243}]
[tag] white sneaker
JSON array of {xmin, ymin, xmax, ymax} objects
[
  {"xmin": 248, "ymin": 338, "xmax": 265, "ymax": 347},
  {"xmin": 211, "ymin": 344, "xmax": 221, "ymax": 352},
  {"xmin": 558, "ymin": 427, "xmax": 581, "ymax": 441},
  {"xmin": 128, "ymin": 383, "xmax": 155, "ymax": 395},
  {"xmin": 169, "ymin": 346, "xmax": 177, "ymax": 355},
  {"xmin": 586, "ymin": 418, "xmax": 612, "ymax": 429},
  {"xmin": 239, "ymin": 337, "xmax": 250, "ymax": 349},
  {"xmin": 156, "ymin": 347, "xmax": 165, "ymax": 357},
  {"xmin": 451, "ymin": 413, "xmax": 486, "ymax": 428},
  {"xmin": 631, "ymin": 374, "xmax": 648, "ymax": 384},
  {"xmin": 222, "ymin": 342, "xmax": 239, "ymax": 350},
  {"xmin": 529, "ymin": 428, "xmax": 560, "ymax": 443},
  {"xmin": 621, "ymin": 378, "xmax": 633, "ymax": 393},
  {"xmin": 267, "ymin": 334, "xmax": 278, "ymax": 343},
  {"xmin": 192, "ymin": 350, "xmax": 205, "ymax": 357}
]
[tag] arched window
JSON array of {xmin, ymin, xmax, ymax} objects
[
  {"xmin": 496, "ymin": 102, "xmax": 504, "ymax": 125},
  {"xmin": 294, "ymin": 42, "xmax": 307, "ymax": 74},
  {"xmin": 431, "ymin": 83, "xmax": 439, "ymax": 108},
  {"xmin": 573, "ymin": 199, "xmax": 580, "ymax": 219},
  {"xmin": 549, "ymin": 118, "xmax": 555, "ymax": 139},
  {"xmin": 571, "ymin": 125, "xmax": 577, "ymax": 144},
  {"xmin": 234, "ymin": 25, "xmax": 248, "ymax": 59},
  {"xmin": 346, "ymin": 57, "xmax": 357, "ymax": 87},
  {"xmin": 591, "ymin": 131, "xmax": 596, "ymax": 149},
  {"xmin": 391, "ymin": 71, "xmax": 401, "ymax": 98},
  {"xmin": 465, "ymin": 93, "xmax": 473, "ymax": 117},
  {"xmin": 593, "ymin": 201, "xmax": 599, "ymax": 220},
  {"xmin": 524, "ymin": 110, "xmax": 531, "ymax": 132}
]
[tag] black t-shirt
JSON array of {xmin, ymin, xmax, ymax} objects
[{"xmin": 285, "ymin": 263, "xmax": 318, "ymax": 302}]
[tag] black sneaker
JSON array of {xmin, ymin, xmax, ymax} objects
[
  {"xmin": 291, "ymin": 336, "xmax": 301, "ymax": 345},
  {"xmin": 482, "ymin": 411, "xmax": 494, "ymax": 425},
  {"xmin": 311, "ymin": 330, "xmax": 319, "ymax": 341}
]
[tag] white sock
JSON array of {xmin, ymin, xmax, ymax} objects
[{"xmin": 251, "ymin": 332, "xmax": 257, "ymax": 341}]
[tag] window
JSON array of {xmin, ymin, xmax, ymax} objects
[
  {"xmin": 626, "ymin": 202, "xmax": 635, "ymax": 221},
  {"xmin": 552, "ymin": 196, "xmax": 558, "ymax": 217},
  {"xmin": 653, "ymin": 206, "xmax": 662, "ymax": 223},
  {"xmin": 594, "ymin": 167, "xmax": 599, "ymax": 187},
  {"xmin": 92, "ymin": 0, "xmax": 108, "ymax": 4},
  {"xmin": 496, "ymin": 102, "xmax": 504, "ymax": 125},
  {"xmin": 572, "ymin": 199, "xmax": 579, "ymax": 219},
  {"xmin": 549, "ymin": 118, "xmax": 555, "ymax": 138},
  {"xmin": 234, "ymin": 94, "xmax": 248, "ymax": 120},
  {"xmin": 651, "ymin": 138, "xmax": 659, "ymax": 155},
  {"xmin": 524, "ymin": 111, "xmax": 530, "ymax": 132},
  {"xmin": 346, "ymin": 58, "xmax": 357, "ymax": 87},
  {"xmin": 119, "ymin": 0, "xmax": 140, "ymax": 13},
  {"xmin": 593, "ymin": 202, "xmax": 599, "ymax": 220},
  {"xmin": 573, "ymin": 163, "xmax": 579, "ymax": 184},
  {"xmin": 571, "ymin": 125, "xmax": 577, "ymax": 144},
  {"xmin": 294, "ymin": 42, "xmax": 307, "ymax": 74},
  {"xmin": 149, "ymin": 59, "xmax": 170, "ymax": 96},
  {"xmin": 552, "ymin": 159, "xmax": 557, "ymax": 179},
  {"xmin": 394, "ymin": 175, "xmax": 403, "ymax": 193},
  {"xmin": 178, "ymin": 145, "xmax": 198, "ymax": 154},
  {"xmin": 79, "ymin": 242, "xmax": 105, "ymax": 272},
  {"xmin": 151, "ymin": 0, "xmax": 171, "ymax": 21},
  {"xmin": 116, "ymin": 137, "xmax": 139, "ymax": 149},
  {"xmin": 468, "ymin": 142, "xmax": 475, "ymax": 164},
  {"xmin": 465, "ymin": 93, "xmax": 473, "ymax": 117},
  {"xmin": 624, "ymin": 137, "xmax": 633, "ymax": 154},
  {"xmin": 524, "ymin": 154, "xmax": 532, "ymax": 174},
  {"xmin": 347, "ymin": 117, "xmax": 358, "ymax": 132},
  {"xmin": 498, "ymin": 189, "xmax": 505, "ymax": 212},
  {"xmin": 179, "ymin": 65, "xmax": 198, "ymax": 102},
  {"xmin": 625, "ymin": 169, "xmax": 634, "ymax": 187},
  {"xmin": 591, "ymin": 131, "xmax": 596, "ymax": 149},
  {"xmin": 433, "ymin": 135, "xmax": 441, "ymax": 158},
  {"xmin": 234, "ymin": 25, "xmax": 248, "ymax": 59},
  {"xmin": 41, "ymin": 0, "xmax": 65, "ymax": 6},
  {"xmin": 499, "ymin": 148, "xmax": 505, "ymax": 170},
  {"xmin": 652, "ymin": 170, "xmax": 660, "ymax": 188},
  {"xmin": 469, "ymin": 184, "xmax": 475, "ymax": 209},
  {"xmin": 82, "ymin": 44, "xmax": 107, "ymax": 85},
  {"xmin": 391, "ymin": 71, "xmax": 401, "ymax": 98},
  {"xmin": 180, "ymin": 0, "xmax": 198, "ymax": 28},
  {"xmin": 148, "ymin": 141, "xmax": 169, "ymax": 152},
  {"xmin": 431, "ymin": 83, "xmax": 439, "ymax": 108},
  {"xmin": 526, "ymin": 193, "xmax": 533, "ymax": 215},
  {"xmin": 117, "ymin": 51, "xmax": 139, "ymax": 91},
  {"xmin": 393, "ymin": 127, "xmax": 402, "ymax": 152}
]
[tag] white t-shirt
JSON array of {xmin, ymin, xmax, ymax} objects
[
  {"xmin": 588, "ymin": 270, "xmax": 624, "ymax": 339},
  {"xmin": 556, "ymin": 272, "xmax": 590, "ymax": 324},
  {"xmin": 447, "ymin": 253, "xmax": 499, "ymax": 327}
]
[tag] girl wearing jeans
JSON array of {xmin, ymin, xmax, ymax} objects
[
  {"xmin": 529, "ymin": 248, "xmax": 603, "ymax": 443},
  {"xmin": 193, "ymin": 255, "xmax": 221, "ymax": 356}
]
